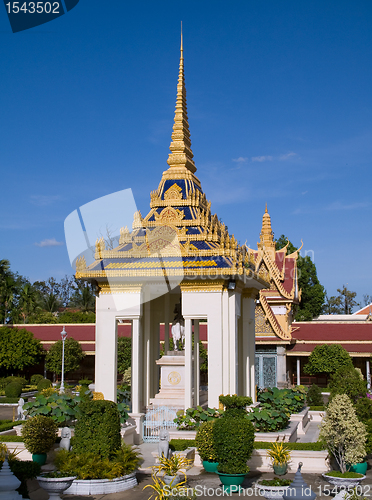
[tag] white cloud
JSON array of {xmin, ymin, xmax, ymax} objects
[
  {"xmin": 251, "ymin": 155, "xmax": 273, "ymax": 162},
  {"xmin": 35, "ymin": 238, "xmax": 64, "ymax": 247},
  {"xmin": 232, "ymin": 157, "xmax": 248, "ymax": 163},
  {"xmin": 30, "ymin": 195, "xmax": 62, "ymax": 206},
  {"xmin": 279, "ymin": 152, "xmax": 297, "ymax": 161}
]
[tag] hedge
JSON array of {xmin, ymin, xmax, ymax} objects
[
  {"xmin": 169, "ymin": 439, "xmax": 196, "ymax": 451},
  {"xmin": 254, "ymin": 441, "xmax": 326, "ymax": 451}
]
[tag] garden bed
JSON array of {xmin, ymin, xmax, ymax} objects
[{"xmin": 289, "ymin": 407, "xmax": 311, "ymax": 435}]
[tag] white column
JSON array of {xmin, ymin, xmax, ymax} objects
[
  {"xmin": 95, "ymin": 296, "xmax": 118, "ymax": 402},
  {"xmin": 228, "ymin": 291, "xmax": 240, "ymax": 395},
  {"xmin": 164, "ymin": 293, "xmax": 170, "ymax": 354},
  {"xmin": 194, "ymin": 320, "xmax": 200, "ymax": 406},
  {"xmin": 242, "ymin": 291, "xmax": 256, "ymax": 402},
  {"xmin": 184, "ymin": 317, "xmax": 193, "ymax": 409},
  {"xmin": 131, "ymin": 316, "xmax": 142, "ymax": 414},
  {"xmin": 296, "ymin": 358, "xmax": 301, "ymax": 386},
  {"xmin": 222, "ymin": 290, "xmax": 230, "ymax": 395},
  {"xmin": 143, "ymin": 298, "xmax": 151, "ymax": 406},
  {"xmin": 367, "ymin": 360, "xmax": 371, "ymax": 390}
]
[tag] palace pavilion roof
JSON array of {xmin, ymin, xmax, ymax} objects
[{"xmin": 75, "ymin": 36, "xmax": 266, "ymax": 287}]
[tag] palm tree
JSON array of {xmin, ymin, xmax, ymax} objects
[{"xmin": 19, "ymin": 283, "xmax": 40, "ymax": 323}]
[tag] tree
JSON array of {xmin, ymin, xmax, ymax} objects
[
  {"xmin": 303, "ymin": 344, "xmax": 353, "ymax": 377},
  {"xmin": 363, "ymin": 294, "xmax": 372, "ymax": 307},
  {"xmin": 275, "ymin": 235, "xmax": 325, "ymax": 320},
  {"xmin": 0, "ymin": 326, "xmax": 45, "ymax": 372},
  {"xmin": 323, "ymin": 285, "xmax": 360, "ymax": 314},
  {"xmin": 45, "ymin": 337, "xmax": 85, "ymax": 375},
  {"xmin": 329, "ymin": 366, "xmax": 367, "ymax": 404},
  {"xmin": 19, "ymin": 283, "xmax": 40, "ymax": 324},
  {"xmin": 117, "ymin": 337, "xmax": 131, "ymax": 374}
]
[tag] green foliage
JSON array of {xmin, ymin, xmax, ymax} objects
[
  {"xmin": 267, "ymin": 442, "xmax": 291, "ymax": 466},
  {"xmin": 57, "ymin": 311, "xmax": 96, "ymax": 323},
  {"xmin": 121, "ymin": 367, "xmax": 131, "ymax": 386},
  {"xmin": 259, "ymin": 478, "xmax": 292, "ymax": 487},
  {"xmin": 306, "ymin": 384, "xmax": 323, "ymax": 407},
  {"xmin": 0, "ymin": 434, "xmax": 25, "ymax": 441},
  {"xmin": 54, "ymin": 444, "xmax": 141, "ymax": 479},
  {"xmin": 329, "ymin": 367, "xmax": 367, "ymax": 403},
  {"xmin": 0, "ymin": 420, "xmax": 23, "ymax": 431},
  {"xmin": 45, "ymin": 337, "xmax": 85, "ymax": 375},
  {"xmin": 323, "ymin": 285, "xmax": 360, "ymax": 315},
  {"xmin": 74, "ymin": 400, "xmax": 121, "ymax": 459},
  {"xmin": 354, "ymin": 397, "xmax": 372, "ymax": 423},
  {"xmin": 309, "ymin": 406, "xmax": 325, "ymax": 411},
  {"xmin": 4, "ymin": 376, "xmax": 28, "ymax": 388},
  {"xmin": 0, "ymin": 326, "xmax": 44, "ymax": 371},
  {"xmin": 246, "ymin": 404, "xmax": 290, "ymax": 432},
  {"xmin": 5, "ymin": 382, "xmax": 22, "ymax": 398},
  {"xmin": 37, "ymin": 378, "xmax": 52, "ymax": 391},
  {"xmin": 174, "ymin": 406, "xmax": 223, "ymax": 430},
  {"xmin": 303, "ymin": 344, "xmax": 353, "ymax": 376},
  {"xmin": 325, "ymin": 471, "xmax": 364, "ymax": 478},
  {"xmin": 117, "ymin": 337, "xmax": 131, "ymax": 374},
  {"xmin": 195, "ymin": 420, "xmax": 218, "ymax": 462},
  {"xmin": 258, "ymin": 387, "xmax": 305, "ymax": 414},
  {"xmin": 22, "ymin": 415, "xmax": 58, "ymax": 454},
  {"xmin": 154, "ymin": 454, "xmax": 191, "ymax": 476},
  {"xmin": 319, "ymin": 394, "xmax": 367, "ymax": 473},
  {"xmin": 23, "ymin": 389, "xmax": 82, "ymax": 426},
  {"xmin": 364, "ymin": 419, "xmax": 372, "ymax": 455},
  {"xmin": 275, "ymin": 235, "xmax": 325, "ymax": 320},
  {"xmin": 169, "ymin": 439, "xmax": 196, "ymax": 451},
  {"xmin": 30, "ymin": 374, "xmax": 43, "ymax": 385},
  {"xmin": 254, "ymin": 441, "xmax": 326, "ymax": 451},
  {"xmin": 213, "ymin": 394, "xmax": 255, "ymax": 474},
  {"xmin": 0, "ymin": 397, "xmax": 26, "ymax": 404}
]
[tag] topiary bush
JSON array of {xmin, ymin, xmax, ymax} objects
[
  {"xmin": 329, "ymin": 367, "xmax": 367, "ymax": 403},
  {"xmin": 30, "ymin": 374, "xmax": 43, "ymax": 386},
  {"xmin": 22, "ymin": 415, "xmax": 58, "ymax": 455},
  {"xmin": 5, "ymin": 376, "xmax": 28, "ymax": 388},
  {"xmin": 354, "ymin": 397, "xmax": 372, "ymax": 423},
  {"xmin": 213, "ymin": 395, "xmax": 254, "ymax": 474},
  {"xmin": 307, "ymin": 384, "xmax": 323, "ymax": 407},
  {"xmin": 319, "ymin": 394, "xmax": 367, "ymax": 473},
  {"xmin": 37, "ymin": 378, "xmax": 52, "ymax": 392},
  {"xmin": 5, "ymin": 382, "xmax": 22, "ymax": 398},
  {"xmin": 196, "ymin": 420, "xmax": 218, "ymax": 462},
  {"xmin": 74, "ymin": 400, "xmax": 121, "ymax": 459}
]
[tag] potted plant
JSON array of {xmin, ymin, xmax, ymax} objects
[
  {"xmin": 21, "ymin": 415, "xmax": 57, "ymax": 465},
  {"xmin": 36, "ymin": 471, "xmax": 77, "ymax": 500},
  {"xmin": 255, "ymin": 477, "xmax": 293, "ymax": 499},
  {"xmin": 267, "ymin": 442, "xmax": 291, "ymax": 475},
  {"xmin": 153, "ymin": 453, "xmax": 191, "ymax": 485},
  {"xmin": 213, "ymin": 395, "xmax": 255, "ymax": 493},
  {"xmin": 319, "ymin": 394, "xmax": 367, "ymax": 488},
  {"xmin": 195, "ymin": 420, "xmax": 219, "ymax": 472}
]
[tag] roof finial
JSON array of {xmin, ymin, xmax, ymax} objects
[
  {"xmin": 167, "ymin": 26, "xmax": 196, "ymax": 174},
  {"xmin": 258, "ymin": 204, "xmax": 275, "ymax": 251},
  {"xmin": 265, "ymin": 202, "xmax": 268, "ymax": 213}
]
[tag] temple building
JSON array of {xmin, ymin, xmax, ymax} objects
[
  {"xmin": 248, "ymin": 207, "xmax": 302, "ymax": 389},
  {"xmin": 74, "ymin": 35, "xmax": 267, "ymax": 439}
]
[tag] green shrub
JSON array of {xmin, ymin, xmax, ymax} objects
[
  {"xmin": 0, "ymin": 421, "xmax": 23, "ymax": 432},
  {"xmin": 0, "ymin": 397, "xmax": 27, "ymax": 404},
  {"xmin": 169, "ymin": 439, "xmax": 196, "ymax": 451},
  {"xmin": 258, "ymin": 387, "xmax": 305, "ymax": 414},
  {"xmin": 37, "ymin": 378, "xmax": 52, "ymax": 392},
  {"xmin": 364, "ymin": 419, "xmax": 372, "ymax": 455},
  {"xmin": 5, "ymin": 376, "xmax": 28, "ymax": 388},
  {"xmin": 74, "ymin": 400, "xmax": 121, "ymax": 459},
  {"xmin": 309, "ymin": 405, "xmax": 325, "ymax": 411},
  {"xmin": 23, "ymin": 389, "xmax": 82, "ymax": 426},
  {"xmin": 246, "ymin": 404, "xmax": 290, "ymax": 432},
  {"xmin": 254, "ymin": 441, "xmax": 326, "ymax": 451},
  {"xmin": 54, "ymin": 444, "xmax": 141, "ymax": 479},
  {"xmin": 174, "ymin": 406, "xmax": 223, "ymax": 430},
  {"xmin": 30, "ymin": 374, "xmax": 43, "ymax": 385},
  {"xmin": 329, "ymin": 367, "xmax": 367, "ymax": 403},
  {"xmin": 319, "ymin": 394, "xmax": 367, "ymax": 473},
  {"xmin": 22, "ymin": 415, "xmax": 58, "ymax": 454},
  {"xmin": 0, "ymin": 435, "xmax": 25, "ymax": 442},
  {"xmin": 5, "ymin": 382, "xmax": 22, "ymax": 398},
  {"xmin": 354, "ymin": 397, "xmax": 372, "ymax": 423},
  {"xmin": 213, "ymin": 395, "xmax": 254, "ymax": 474},
  {"xmin": 307, "ymin": 384, "xmax": 323, "ymax": 407},
  {"xmin": 196, "ymin": 420, "xmax": 218, "ymax": 462}
]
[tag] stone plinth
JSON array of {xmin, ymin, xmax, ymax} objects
[{"xmin": 149, "ymin": 352, "xmax": 186, "ymax": 408}]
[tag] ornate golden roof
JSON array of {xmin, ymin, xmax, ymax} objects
[{"xmin": 75, "ymin": 39, "xmax": 267, "ymax": 286}]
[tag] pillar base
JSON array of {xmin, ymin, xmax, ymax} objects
[{"xmin": 128, "ymin": 412, "xmax": 145, "ymax": 444}]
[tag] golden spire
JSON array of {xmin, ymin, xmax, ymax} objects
[
  {"xmin": 258, "ymin": 204, "xmax": 275, "ymax": 251},
  {"xmin": 167, "ymin": 25, "xmax": 196, "ymax": 174}
]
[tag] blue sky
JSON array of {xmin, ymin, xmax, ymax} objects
[{"xmin": 0, "ymin": 1, "xmax": 371, "ymax": 307}]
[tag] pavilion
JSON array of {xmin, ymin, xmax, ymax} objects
[{"xmin": 75, "ymin": 35, "xmax": 268, "ymax": 439}]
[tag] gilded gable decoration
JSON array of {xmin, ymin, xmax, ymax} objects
[
  {"xmin": 155, "ymin": 207, "xmax": 185, "ymax": 225},
  {"xmin": 164, "ymin": 183, "xmax": 183, "ymax": 201}
]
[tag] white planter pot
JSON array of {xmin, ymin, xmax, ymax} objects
[
  {"xmin": 64, "ymin": 472, "xmax": 138, "ymax": 495},
  {"xmin": 322, "ymin": 473, "xmax": 366, "ymax": 488},
  {"xmin": 255, "ymin": 482, "xmax": 291, "ymax": 499},
  {"xmin": 36, "ymin": 476, "xmax": 76, "ymax": 500}
]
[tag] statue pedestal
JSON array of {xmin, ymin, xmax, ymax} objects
[{"xmin": 149, "ymin": 351, "xmax": 186, "ymax": 409}]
